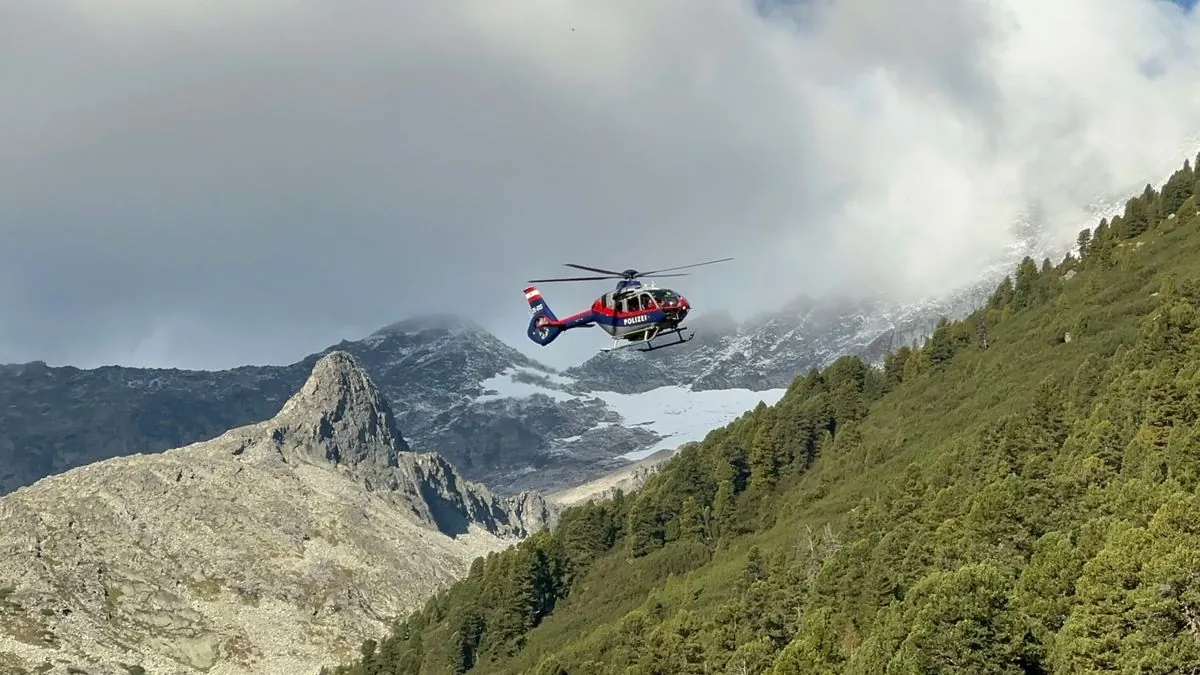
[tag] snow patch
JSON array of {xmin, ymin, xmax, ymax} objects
[
  {"xmin": 475, "ymin": 366, "xmax": 578, "ymax": 402},
  {"xmin": 477, "ymin": 367, "xmax": 788, "ymax": 462},
  {"xmin": 588, "ymin": 385, "xmax": 788, "ymax": 460}
]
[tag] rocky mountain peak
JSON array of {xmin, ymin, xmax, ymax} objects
[
  {"xmin": 271, "ymin": 350, "xmax": 408, "ymax": 472},
  {"xmin": 197, "ymin": 352, "xmax": 553, "ymax": 538}
]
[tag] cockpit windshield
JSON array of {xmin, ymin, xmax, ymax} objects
[{"xmin": 651, "ymin": 289, "xmax": 680, "ymax": 305}]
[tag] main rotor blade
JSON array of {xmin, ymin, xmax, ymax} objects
[
  {"xmin": 642, "ymin": 273, "xmax": 689, "ymax": 278},
  {"xmin": 527, "ymin": 275, "xmax": 620, "ymax": 283},
  {"xmin": 640, "ymin": 257, "xmax": 733, "ymax": 275},
  {"xmin": 563, "ymin": 263, "xmax": 627, "ymax": 276}
]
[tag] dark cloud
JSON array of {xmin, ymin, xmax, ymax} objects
[{"xmin": 3, "ymin": 0, "xmax": 1200, "ymax": 370}]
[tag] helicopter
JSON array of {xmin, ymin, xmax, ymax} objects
[{"xmin": 522, "ymin": 257, "xmax": 733, "ymax": 353}]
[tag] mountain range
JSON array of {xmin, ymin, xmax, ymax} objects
[
  {"xmin": 0, "ymin": 288, "xmax": 991, "ymax": 502},
  {"xmin": 0, "ymin": 236, "xmax": 1069, "ymax": 501},
  {"xmin": 6, "ymin": 143, "xmax": 1189, "ymax": 502}
]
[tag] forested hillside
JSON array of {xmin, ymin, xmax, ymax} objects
[{"xmin": 324, "ymin": 154, "xmax": 1200, "ymax": 674}]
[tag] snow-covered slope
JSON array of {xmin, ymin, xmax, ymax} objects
[{"xmin": 477, "ymin": 365, "xmax": 786, "ymax": 462}]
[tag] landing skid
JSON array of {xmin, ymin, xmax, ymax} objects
[{"xmin": 600, "ymin": 326, "xmax": 694, "ymax": 353}]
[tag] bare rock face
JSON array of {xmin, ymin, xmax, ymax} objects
[
  {"xmin": 545, "ymin": 446, "xmax": 680, "ymax": 507},
  {"xmin": 0, "ymin": 352, "xmax": 552, "ymax": 675},
  {"xmin": 269, "ymin": 349, "xmax": 411, "ymax": 470}
]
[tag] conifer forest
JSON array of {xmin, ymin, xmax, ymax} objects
[{"xmin": 326, "ymin": 154, "xmax": 1200, "ymax": 674}]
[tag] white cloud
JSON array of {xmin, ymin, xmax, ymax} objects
[{"xmin": 2, "ymin": 0, "xmax": 1200, "ymax": 370}]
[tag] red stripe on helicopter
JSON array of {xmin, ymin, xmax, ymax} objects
[
  {"xmin": 547, "ymin": 310, "xmax": 592, "ymax": 326},
  {"xmin": 591, "ymin": 303, "xmax": 659, "ymax": 319},
  {"xmin": 588, "ymin": 302, "xmax": 662, "ymax": 318}
]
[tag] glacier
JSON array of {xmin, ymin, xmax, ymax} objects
[{"xmin": 476, "ymin": 366, "xmax": 787, "ymax": 462}]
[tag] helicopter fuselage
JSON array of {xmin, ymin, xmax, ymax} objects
[
  {"xmin": 588, "ymin": 282, "xmax": 690, "ymax": 339},
  {"xmin": 522, "ymin": 257, "xmax": 728, "ymax": 351},
  {"xmin": 524, "ymin": 281, "xmax": 691, "ymax": 346}
]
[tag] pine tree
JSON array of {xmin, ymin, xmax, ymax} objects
[
  {"xmin": 883, "ymin": 345, "xmax": 911, "ymax": 388},
  {"xmin": 711, "ymin": 479, "xmax": 736, "ymax": 539},
  {"xmin": 626, "ymin": 496, "xmax": 665, "ymax": 557},
  {"xmin": 924, "ymin": 317, "xmax": 958, "ymax": 366},
  {"xmin": 1012, "ymin": 257, "xmax": 1040, "ymax": 309},
  {"xmin": 678, "ymin": 496, "xmax": 709, "ymax": 542}
]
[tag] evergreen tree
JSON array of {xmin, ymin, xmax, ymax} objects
[{"xmin": 1012, "ymin": 257, "xmax": 1040, "ymax": 309}]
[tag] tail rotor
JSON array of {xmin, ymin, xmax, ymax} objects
[{"xmin": 523, "ymin": 286, "xmax": 561, "ymax": 346}]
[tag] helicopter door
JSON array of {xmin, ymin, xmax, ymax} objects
[
  {"xmin": 622, "ymin": 294, "xmax": 652, "ymax": 312},
  {"xmin": 626, "ymin": 293, "xmax": 655, "ymax": 312}
]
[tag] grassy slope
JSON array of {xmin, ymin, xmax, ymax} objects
[{"xmin": 326, "ymin": 156, "xmax": 1200, "ymax": 674}]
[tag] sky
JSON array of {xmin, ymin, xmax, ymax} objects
[{"xmin": 4, "ymin": 0, "xmax": 1200, "ymax": 372}]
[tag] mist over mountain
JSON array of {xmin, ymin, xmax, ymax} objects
[
  {"xmin": 6, "ymin": 152, "xmax": 1200, "ymax": 675},
  {"xmin": 7, "ymin": 0, "xmax": 1200, "ymax": 374},
  {"xmin": 8, "ymin": 2, "xmax": 1200, "ymax": 674},
  {"xmin": 2, "ymin": 155, "xmax": 1191, "ymax": 503},
  {"xmin": 325, "ymin": 144, "xmax": 1200, "ymax": 675},
  {"xmin": 559, "ymin": 160, "xmax": 1193, "ymax": 393}
]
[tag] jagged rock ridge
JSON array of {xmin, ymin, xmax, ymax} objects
[{"xmin": 0, "ymin": 352, "xmax": 550, "ymax": 675}]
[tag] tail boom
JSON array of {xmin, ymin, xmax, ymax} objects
[{"xmin": 523, "ymin": 286, "xmax": 592, "ymax": 346}]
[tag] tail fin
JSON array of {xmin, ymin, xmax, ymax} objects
[{"xmin": 524, "ymin": 285, "xmax": 561, "ymax": 346}]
